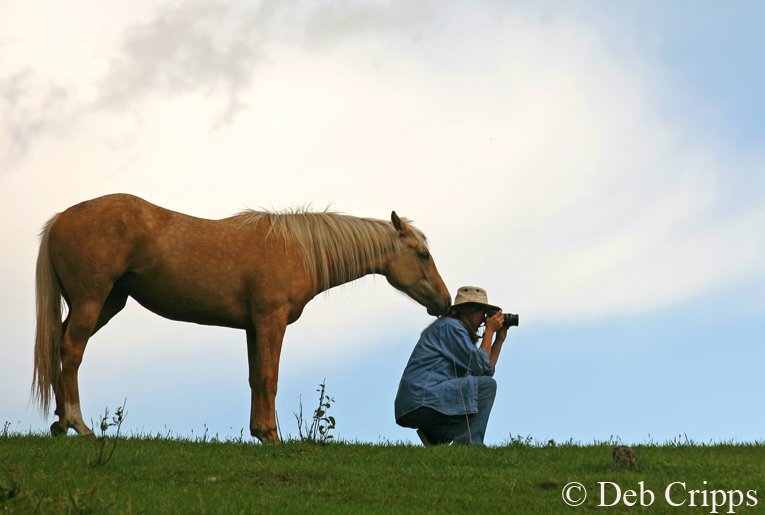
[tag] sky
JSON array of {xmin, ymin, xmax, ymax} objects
[{"xmin": 1, "ymin": 0, "xmax": 764, "ymax": 446}]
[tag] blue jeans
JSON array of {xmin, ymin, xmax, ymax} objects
[{"xmin": 397, "ymin": 376, "xmax": 497, "ymax": 445}]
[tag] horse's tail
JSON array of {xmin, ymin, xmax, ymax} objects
[{"xmin": 32, "ymin": 214, "xmax": 63, "ymax": 415}]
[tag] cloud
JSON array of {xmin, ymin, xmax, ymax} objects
[
  {"xmin": 0, "ymin": 71, "xmax": 72, "ymax": 168},
  {"xmin": 0, "ymin": 0, "xmax": 445, "ymax": 169},
  {"xmin": 301, "ymin": 0, "xmax": 437, "ymax": 45},
  {"xmin": 95, "ymin": 0, "xmax": 440, "ymax": 122},
  {"xmin": 96, "ymin": 1, "xmax": 260, "ymax": 120}
]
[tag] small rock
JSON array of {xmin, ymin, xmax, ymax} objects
[{"xmin": 613, "ymin": 445, "xmax": 637, "ymax": 469}]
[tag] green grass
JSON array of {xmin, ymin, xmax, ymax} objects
[{"xmin": 2, "ymin": 432, "xmax": 764, "ymax": 513}]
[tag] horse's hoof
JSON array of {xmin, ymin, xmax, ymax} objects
[
  {"xmin": 69, "ymin": 423, "xmax": 95, "ymax": 436},
  {"xmin": 250, "ymin": 428, "xmax": 280, "ymax": 444},
  {"xmin": 50, "ymin": 422, "xmax": 67, "ymax": 436}
]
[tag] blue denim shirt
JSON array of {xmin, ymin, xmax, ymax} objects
[{"xmin": 395, "ymin": 316, "xmax": 494, "ymax": 420}]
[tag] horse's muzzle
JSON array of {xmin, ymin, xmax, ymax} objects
[{"xmin": 427, "ymin": 298, "xmax": 451, "ymax": 317}]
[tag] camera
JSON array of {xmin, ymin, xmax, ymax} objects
[{"xmin": 487, "ymin": 309, "xmax": 519, "ymax": 328}]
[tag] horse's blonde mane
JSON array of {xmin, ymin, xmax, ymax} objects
[{"xmin": 233, "ymin": 209, "xmax": 427, "ymax": 292}]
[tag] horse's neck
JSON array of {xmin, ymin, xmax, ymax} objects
[
  {"xmin": 321, "ymin": 237, "xmax": 392, "ymax": 292},
  {"xmin": 323, "ymin": 256, "xmax": 387, "ymax": 291}
]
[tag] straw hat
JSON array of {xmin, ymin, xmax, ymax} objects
[{"xmin": 449, "ymin": 286, "xmax": 500, "ymax": 313}]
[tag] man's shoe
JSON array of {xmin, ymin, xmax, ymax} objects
[{"xmin": 416, "ymin": 428, "xmax": 432, "ymax": 446}]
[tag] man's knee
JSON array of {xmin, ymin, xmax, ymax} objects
[{"xmin": 479, "ymin": 375, "xmax": 497, "ymax": 394}]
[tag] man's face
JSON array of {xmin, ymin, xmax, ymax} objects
[{"xmin": 466, "ymin": 306, "xmax": 487, "ymax": 333}]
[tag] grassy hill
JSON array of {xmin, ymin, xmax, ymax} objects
[{"xmin": 2, "ymin": 432, "xmax": 763, "ymax": 513}]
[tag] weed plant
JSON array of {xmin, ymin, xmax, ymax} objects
[
  {"xmin": 293, "ymin": 379, "xmax": 336, "ymax": 444},
  {"xmin": 90, "ymin": 399, "xmax": 127, "ymax": 467}
]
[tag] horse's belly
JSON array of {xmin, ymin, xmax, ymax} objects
[{"xmin": 122, "ymin": 275, "xmax": 249, "ymax": 329}]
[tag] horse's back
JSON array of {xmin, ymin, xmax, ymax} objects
[{"xmin": 55, "ymin": 193, "xmax": 173, "ymax": 232}]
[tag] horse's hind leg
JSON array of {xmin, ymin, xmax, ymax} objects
[
  {"xmin": 51, "ymin": 289, "xmax": 128, "ymax": 436},
  {"xmin": 56, "ymin": 300, "xmax": 106, "ymax": 435},
  {"xmin": 50, "ymin": 315, "xmax": 70, "ymax": 436}
]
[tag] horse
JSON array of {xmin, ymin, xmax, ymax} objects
[{"xmin": 32, "ymin": 193, "xmax": 452, "ymax": 442}]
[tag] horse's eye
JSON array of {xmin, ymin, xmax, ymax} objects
[{"xmin": 418, "ymin": 250, "xmax": 430, "ymax": 260}]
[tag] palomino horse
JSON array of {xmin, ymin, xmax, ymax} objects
[{"xmin": 32, "ymin": 194, "xmax": 451, "ymax": 442}]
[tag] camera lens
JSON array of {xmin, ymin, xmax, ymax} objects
[{"xmin": 503, "ymin": 313, "xmax": 519, "ymax": 328}]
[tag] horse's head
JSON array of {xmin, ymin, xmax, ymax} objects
[{"xmin": 385, "ymin": 212, "xmax": 451, "ymax": 316}]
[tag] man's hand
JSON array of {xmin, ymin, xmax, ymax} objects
[{"xmin": 486, "ymin": 310, "xmax": 504, "ymax": 333}]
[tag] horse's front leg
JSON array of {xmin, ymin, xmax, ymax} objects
[{"xmin": 246, "ymin": 313, "xmax": 287, "ymax": 443}]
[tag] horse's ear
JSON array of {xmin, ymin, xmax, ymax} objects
[{"xmin": 391, "ymin": 211, "xmax": 404, "ymax": 232}]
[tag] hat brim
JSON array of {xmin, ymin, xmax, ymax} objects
[{"xmin": 448, "ymin": 300, "xmax": 501, "ymax": 314}]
